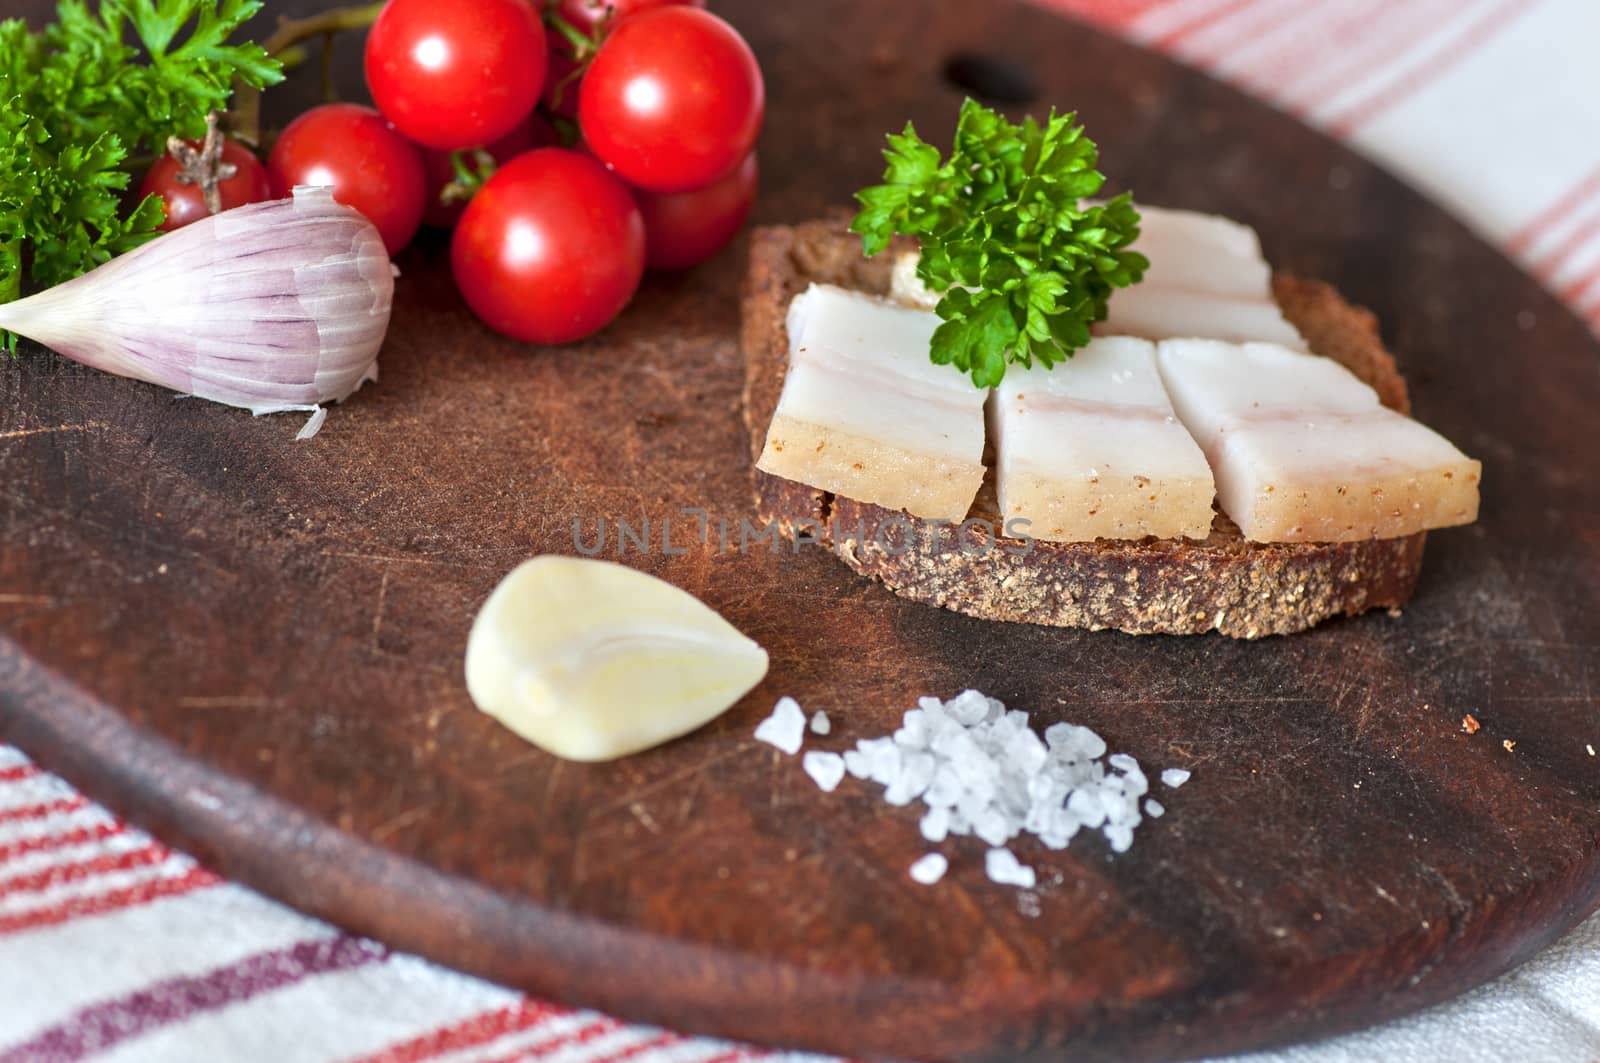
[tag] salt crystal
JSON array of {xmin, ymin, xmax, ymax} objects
[
  {"xmin": 1105, "ymin": 823, "xmax": 1135, "ymax": 853},
  {"xmin": 973, "ymin": 807, "xmax": 1014, "ymax": 847},
  {"xmin": 810, "ymin": 710, "xmax": 831, "ymax": 736},
  {"xmin": 1067, "ymin": 788, "xmax": 1107, "ymax": 829},
  {"xmin": 985, "ymin": 847, "xmax": 1037, "ymax": 888},
  {"xmin": 1162, "ymin": 768, "xmax": 1192, "ymax": 789},
  {"xmin": 945, "ymin": 689, "xmax": 990, "ymax": 725},
  {"xmin": 864, "ymin": 738, "xmax": 902, "ymax": 784},
  {"xmin": 1145, "ymin": 799, "xmax": 1165, "ymax": 818},
  {"xmin": 754, "ymin": 696, "xmax": 806, "ymax": 754},
  {"xmin": 1104, "ymin": 792, "xmax": 1141, "ymax": 827},
  {"xmin": 1046, "ymin": 723, "xmax": 1106, "ymax": 760},
  {"xmin": 1108, "ymin": 753, "xmax": 1139, "ymax": 773},
  {"xmin": 924, "ymin": 764, "xmax": 964, "ymax": 807},
  {"xmin": 894, "ymin": 709, "xmax": 929, "ymax": 749},
  {"xmin": 955, "ymin": 788, "xmax": 990, "ymax": 824},
  {"xmin": 843, "ymin": 749, "xmax": 869, "ymax": 779},
  {"xmin": 885, "ymin": 751, "xmax": 936, "ymax": 805},
  {"xmin": 909, "ymin": 853, "xmax": 948, "ymax": 885},
  {"xmin": 1005, "ymin": 729, "xmax": 1049, "ymax": 777},
  {"xmin": 920, "ymin": 806, "xmax": 950, "ymax": 842},
  {"xmin": 802, "ymin": 751, "xmax": 845, "ymax": 792}
]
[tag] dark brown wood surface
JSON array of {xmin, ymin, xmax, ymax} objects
[{"xmin": 3, "ymin": 2, "xmax": 1599, "ymax": 1061}]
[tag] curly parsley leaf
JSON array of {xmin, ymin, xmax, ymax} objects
[
  {"xmin": 851, "ymin": 98, "xmax": 1148, "ymax": 388},
  {"xmin": 1, "ymin": 0, "xmax": 281, "ymax": 347}
]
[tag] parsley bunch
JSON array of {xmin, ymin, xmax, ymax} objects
[
  {"xmin": 852, "ymin": 99, "xmax": 1147, "ymax": 388},
  {"xmin": 0, "ymin": 1, "xmax": 282, "ymax": 327}
]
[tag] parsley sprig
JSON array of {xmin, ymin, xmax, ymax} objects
[
  {"xmin": 1, "ymin": 0, "xmax": 282, "ymax": 342},
  {"xmin": 851, "ymin": 99, "xmax": 1148, "ymax": 388}
]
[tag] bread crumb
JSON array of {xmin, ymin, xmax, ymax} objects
[
  {"xmin": 1462, "ymin": 714, "xmax": 1480, "ymax": 735},
  {"xmin": 1502, "ymin": 739, "xmax": 1516, "ymax": 753}
]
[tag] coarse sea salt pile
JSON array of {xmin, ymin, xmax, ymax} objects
[{"xmin": 754, "ymin": 689, "xmax": 1191, "ymax": 890}]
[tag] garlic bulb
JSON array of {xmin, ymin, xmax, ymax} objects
[{"xmin": 0, "ymin": 186, "xmax": 393, "ymax": 440}]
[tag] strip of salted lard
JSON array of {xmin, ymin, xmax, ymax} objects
[
  {"xmin": 889, "ymin": 205, "xmax": 1306, "ymax": 348},
  {"xmin": 991, "ymin": 337, "xmax": 1215, "ymax": 542},
  {"xmin": 757, "ymin": 283, "xmax": 987, "ymax": 521},
  {"xmin": 1101, "ymin": 206, "xmax": 1305, "ymax": 349},
  {"xmin": 1156, "ymin": 339, "xmax": 1481, "ymax": 543}
]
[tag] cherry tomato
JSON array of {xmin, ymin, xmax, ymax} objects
[
  {"xmin": 451, "ymin": 148, "xmax": 645, "ymax": 344},
  {"xmin": 541, "ymin": 0, "xmax": 705, "ymax": 119},
  {"xmin": 140, "ymin": 137, "xmax": 272, "ymax": 230},
  {"xmin": 635, "ymin": 151, "xmax": 758, "ymax": 270},
  {"xmin": 579, "ymin": 7, "xmax": 764, "ymax": 192},
  {"xmin": 266, "ymin": 103, "xmax": 427, "ymax": 256},
  {"xmin": 555, "ymin": 0, "xmax": 704, "ymax": 38},
  {"xmin": 419, "ymin": 115, "xmax": 556, "ymax": 229},
  {"xmin": 364, "ymin": 0, "xmax": 546, "ymax": 152}
]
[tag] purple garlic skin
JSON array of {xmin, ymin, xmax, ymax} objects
[{"xmin": 0, "ymin": 187, "xmax": 393, "ymax": 437}]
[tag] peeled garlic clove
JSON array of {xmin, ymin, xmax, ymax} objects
[{"xmin": 465, "ymin": 556, "xmax": 769, "ymax": 762}]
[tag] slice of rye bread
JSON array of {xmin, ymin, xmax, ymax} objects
[{"xmin": 740, "ymin": 216, "xmax": 1426, "ymax": 639}]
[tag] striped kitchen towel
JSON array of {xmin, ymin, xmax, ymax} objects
[
  {"xmin": 1043, "ymin": 0, "xmax": 1600, "ymax": 335},
  {"xmin": 0, "ymin": 748, "xmax": 790, "ymax": 1063}
]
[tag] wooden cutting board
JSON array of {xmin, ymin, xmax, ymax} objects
[{"xmin": 4, "ymin": 2, "xmax": 1599, "ymax": 1060}]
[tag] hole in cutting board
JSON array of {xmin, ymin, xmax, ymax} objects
[{"xmin": 942, "ymin": 53, "xmax": 1038, "ymax": 105}]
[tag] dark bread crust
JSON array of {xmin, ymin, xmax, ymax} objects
[{"xmin": 741, "ymin": 217, "xmax": 1426, "ymax": 638}]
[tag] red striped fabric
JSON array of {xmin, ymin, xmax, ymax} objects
[
  {"xmin": 0, "ymin": 843, "xmax": 169, "ymax": 900},
  {"xmin": 1510, "ymin": 165, "xmax": 1600, "ymax": 254},
  {"xmin": 0, "ymin": 865, "xmax": 219, "ymax": 936},
  {"xmin": 0, "ymin": 797, "xmax": 86, "ymax": 824},
  {"xmin": 344, "ymin": 1000, "xmax": 569, "ymax": 1063},
  {"xmin": 477, "ymin": 1018, "xmax": 621, "ymax": 1063},
  {"xmin": 1152, "ymin": 0, "xmax": 1261, "ymax": 49},
  {"xmin": 1270, "ymin": 0, "xmax": 1467, "ymax": 117},
  {"xmin": 1530, "ymin": 209, "xmax": 1600, "ymax": 278},
  {"xmin": 0, "ymin": 822, "xmax": 123, "ymax": 863},
  {"xmin": 1325, "ymin": 0, "xmax": 1537, "ymax": 135},
  {"xmin": 2, "ymin": 936, "xmax": 385, "ymax": 1062}
]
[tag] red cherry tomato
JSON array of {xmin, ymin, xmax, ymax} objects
[
  {"xmin": 451, "ymin": 148, "xmax": 645, "ymax": 344},
  {"xmin": 419, "ymin": 115, "xmax": 556, "ymax": 229},
  {"xmin": 635, "ymin": 151, "xmax": 758, "ymax": 270},
  {"xmin": 266, "ymin": 103, "xmax": 427, "ymax": 256},
  {"xmin": 364, "ymin": 0, "xmax": 547, "ymax": 152},
  {"xmin": 556, "ymin": 0, "xmax": 704, "ymax": 38},
  {"xmin": 140, "ymin": 137, "xmax": 272, "ymax": 230},
  {"xmin": 541, "ymin": 0, "xmax": 705, "ymax": 119},
  {"xmin": 579, "ymin": 7, "xmax": 764, "ymax": 192}
]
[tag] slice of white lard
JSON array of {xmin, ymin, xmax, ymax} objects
[
  {"xmin": 990, "ymin": 337, "xmax": 1215, "ymax": 542},
  {"xmin": 1156, "ymin": 339, "xmax": 1481, "ymax": 542},
  {"xmin": 757, "ymin": 283, "xmax": 987, "ymax": 521}
]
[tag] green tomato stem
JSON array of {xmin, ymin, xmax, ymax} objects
[{"xmin": 229, "ymin": 2, "xmax": 387, "ymax": 147}]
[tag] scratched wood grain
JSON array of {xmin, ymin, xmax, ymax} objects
[{"xmin": 2, "ymin": 2, "xmax": 1599, "ymax": 1061}]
